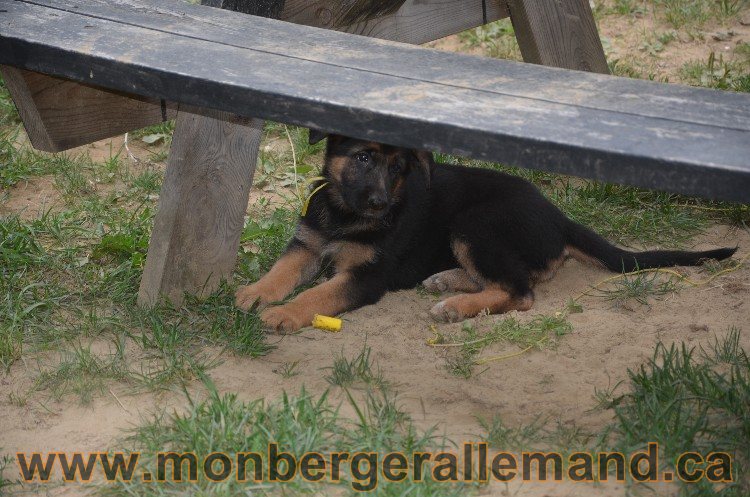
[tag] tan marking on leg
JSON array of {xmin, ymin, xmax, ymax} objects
[
  {"xmin": 325, "ymin": 241, "xmax": 377, "ymax": 272},
  {"xmin": 531, "ymin": 250, "xmax": 568, "ymax": 284},
  {"xmin": 567, "ymin": 245, "xmax": 606, "ymax": 269},
  {"xmin": 261, "ymin": 273, "xmax": 353, "ymax": 333},
  {"xmin": 422, "ymin": 268, "xmax": 482, "ymax": 293},
  {"xmin": 451, "ymin": 239, "xmax": 486, "ymax": 285},
  {"xmin": 235, "ymin": 246, "xmax": 319, "ymax": 311},
  {"xmin": 430, "ymin": 285, "xmax": 534, "ymax": 323}
]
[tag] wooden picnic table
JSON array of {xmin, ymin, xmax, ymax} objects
[{"xmin": 1, "ymin": 0, "xmax": 748, "ymax": 306}]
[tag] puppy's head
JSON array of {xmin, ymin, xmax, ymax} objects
[{"xmin": 311, "ymin": 132, "xmax": 432, "ymax": 219}]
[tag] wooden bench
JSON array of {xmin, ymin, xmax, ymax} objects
[{"xmin": 1, "ymin": 0, "xmax": 748, "ymax": 307}]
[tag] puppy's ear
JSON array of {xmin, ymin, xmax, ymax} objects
[
  {"xmin": 413, "ymin": 150, "xmax": 434, "ymax": 188},
  {"xmin": 308, "ymin": 129, "xmax": 328, "ymax": 145}
]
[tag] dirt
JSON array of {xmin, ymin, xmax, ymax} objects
[
  {"xmin": 2, "ymin": 5, "xmax": 750, "ymax": 496},
  {"xmin": 3, "ymin": 223, "xmax": 747, "ymax": 495}
]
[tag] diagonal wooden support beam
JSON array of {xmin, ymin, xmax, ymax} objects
[
  {"xmin": 0, "ymin": 66, "xmax": 176, "ymax": 152},
  {"xmin": 507, "ymin": 0, "xmax": 609, "ymax": 74}
]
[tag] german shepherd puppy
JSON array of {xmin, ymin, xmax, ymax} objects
[{"xmin": 236, "ymin": 134, "xmax": 736, "ymax": 332}]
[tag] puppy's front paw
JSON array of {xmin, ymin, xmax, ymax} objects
[
  {"xmin": 260, "ymin": 304, "xmax": 310, "ymax": 333},
  {"xmin": 430, "ymin": 300, "xmax": 465, "ymax": 323},
  {"xmin": 235, "ymin": 283, "xmax": 276, "ymax": 311}
]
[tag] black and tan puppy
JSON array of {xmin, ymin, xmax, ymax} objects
[{"xmin": 236, "ymin": 134, "xmax": 736, "ymax": 332}]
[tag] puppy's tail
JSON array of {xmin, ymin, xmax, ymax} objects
[{"xmin": 564, "ymin": 220, "xmax": 737, "ymax": 273}]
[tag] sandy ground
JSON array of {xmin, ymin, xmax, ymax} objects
[
  {"xmin": 2, "ymin": 203, "xmax": 748, "ymax": 496},
  {"xmin": 2, "ymin": 4, "xmax": 750, "ymax": 496}
]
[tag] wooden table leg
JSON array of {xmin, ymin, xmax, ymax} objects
[
  {"xmin": 507, "ymin": 0, "xmax": 609, "ymax": 74},
  {"xmin": 138, "ymin": 0, "xmax": 275, "ymax": 307},
  {"xmin": 137, "ymin": 108, "xmax": 262, "ymax": 306}
]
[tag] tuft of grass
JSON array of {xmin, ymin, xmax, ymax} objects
[
  {"xmin": 444, "ymin": 322, "xmax": 485, "ymax": 378},
  {"xmin": 701, "ymin": 326, "xmax": 746, "ymax": 365},
  {"xmin": 126, "ymin": 312, "xmax": 221, "ymax": 391},
  {"xmin": 0, "ymin": 451, "xmax": 17, "ymax": 496},
  {"xmin": 479, "ymin": 415, "xmax": 546, "ymax": 451},
  {"xmin": 443, "ymin": 315, "xmax": 572, "ymax": 378},
  {"xmin": 324, "ymin": 345, "xmax": 386, "ymax": 389},
  {"xmin": 593, "ymin": 270, "xmax": 679, "ymax": 306},
  {"xmin": 681, "ymin": 52, "xmax": 750, "ymax": 93},
  {"xmin": 592, "ymin": 378, "xmax": 625, "ymax": 411},
  {"xmin": 480, "ymin": 414, "xmax": 591, "ymax": 457},
  {"xmin": 102, "ymin": 371, "xmax": 466, "ymax": 496},
  {"xmin": 274, "ymin": 360, "xmax": 301, "ymax": 378},
  {"xmin": 605, "ymin": 331, "xmax": 749, "ymax": 495},
  {"xmin": 34, "ymin": 343, "xmax": 131, "ymax": 404},
  {"xmin": 490, "ymin": 314, "xmax": 573, "ymax": 350},
  {"xmin": 0, "ymin": 129, "xmax": 64, "ymax": 188},
  {"xmin": 223, "ymin": 310, "xmax": 275, "ymax": 357},
  {"xmin": 653, "ymin": 0, "xmax": 710, "ymax": 27},
  {"xmin": 458, "ymin": 19, "xmax": 522, "ymax": 60}
]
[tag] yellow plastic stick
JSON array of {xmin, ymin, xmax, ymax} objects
[{"xmin": 312, "ymin": 315, "xmax": 342, "ymax": 333}]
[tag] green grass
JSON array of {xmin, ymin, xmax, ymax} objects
[
  {"xmin": 681, "ymin": 52, "xmax": 750, "ymax": 93},
  {"xmin": 34, "ymin": 343, "xmax": 130, "ymax": 404},
  {"xmin": 479, "ymin": 415, "xmax": 546, "ymax": 451},
  {"xmin": 100, "ymin": 373, "xmax": 468, "ymax": 496},
  {"xmin": 0, "ymin": 137, "xmax": 277, "ymax": 392},
  {"xmin": 593, "ymin": 269, "xmax": 680, "ymax": 306},
  {"xmin": 647, "ymin": 0, "xmax": 749, "ymax": 27},
  {"xmin": 441, "ymin": 315, "xmax": 573, "ymax": 378},
  {"xmin": 0, "ymin": 76, "xmax": 20, "ymax": 126},
  {"xmin": 606, "ymin": 331, "xmax": 750, "ymax": 495},
  {"xmin": 475, "ymin": 329, "xmax": 749, "ymax": 494},
  {"xmin": 324, "ymin": 345, "xmax": 387, "ymax": 389},
  {"xmin": 274, "ymin": 360, "xmax": 301, "ymax": 378},
  {"xmin": 0, "ymin": 451, "xmax": 16, "ymax": 496},
  {"xmin": 458, "ymin": 19, "xmax": 521, "ymax": 60}
]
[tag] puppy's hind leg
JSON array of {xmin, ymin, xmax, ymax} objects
[
  {"xmin": 422, "ymin": 268, "xmax": 482, "ymax": 293},
  {"xmin": 430, "ymin": 238, "xmax": 534, "ymax": 322},
  {"xmin": 430, "ymin": 285, "xmax": 534, "ymax": 322}
]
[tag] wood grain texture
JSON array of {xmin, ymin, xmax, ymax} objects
[
  {"xmin": 0, "ymin": 66, "xmax": 176, "ymax": 152},
  {"xmin": 1, "ymin": 0, "xmax": 749, "ymax": 202},
  {"xmin": 280, "ymin": 0, "xmax": 508, "ymax": 44},
  {"xmin": 18, "ymin": 0, "xmax": 746, "ymax": 131},
  {"xmin": 137, "ymin": 0, "xmax": 265, "ymax": 307},
  {"xmin": 137, "ymin": 107, "xmax": 262, "ymax": 306},
  {"xmin": 508, "ymin": 0, "xmax": 609, "ymax": 73}
]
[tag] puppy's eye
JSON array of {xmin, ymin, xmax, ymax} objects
[{"xmin": 354, "ymin": 152, "xmax": 371, "ymax": 164}]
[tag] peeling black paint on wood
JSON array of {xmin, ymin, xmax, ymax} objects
[{"xmin": 1, "ymin": 0, "xmax": 749, "ymax": 202}]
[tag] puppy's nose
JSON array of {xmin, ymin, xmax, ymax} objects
[{"xmin": 367, "ymin": 194, "xmax": 387, "ymax": 210}]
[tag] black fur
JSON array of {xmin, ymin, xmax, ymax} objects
[{"xmin": 253, "ymin": 135, "xmax": 736, "ymax": 326}]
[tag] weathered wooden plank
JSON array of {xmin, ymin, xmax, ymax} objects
[
  {"xmin": 0, "ymin": 66, "xmax": 176, "ymax": 152},
  {"xmin": 508, "ymin": 0, "xmax": 609, "ymax": 73},
  {"xmin": 137, "ymin": 107, "xmax": 262, "ymax": 307},
  {"xmin": 24, "ymin": 0, "xmax": 750, "ymax": 132},
  {"xmin": 1, "ymin": 0, "xmax": 749, "ymax": 202}
]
